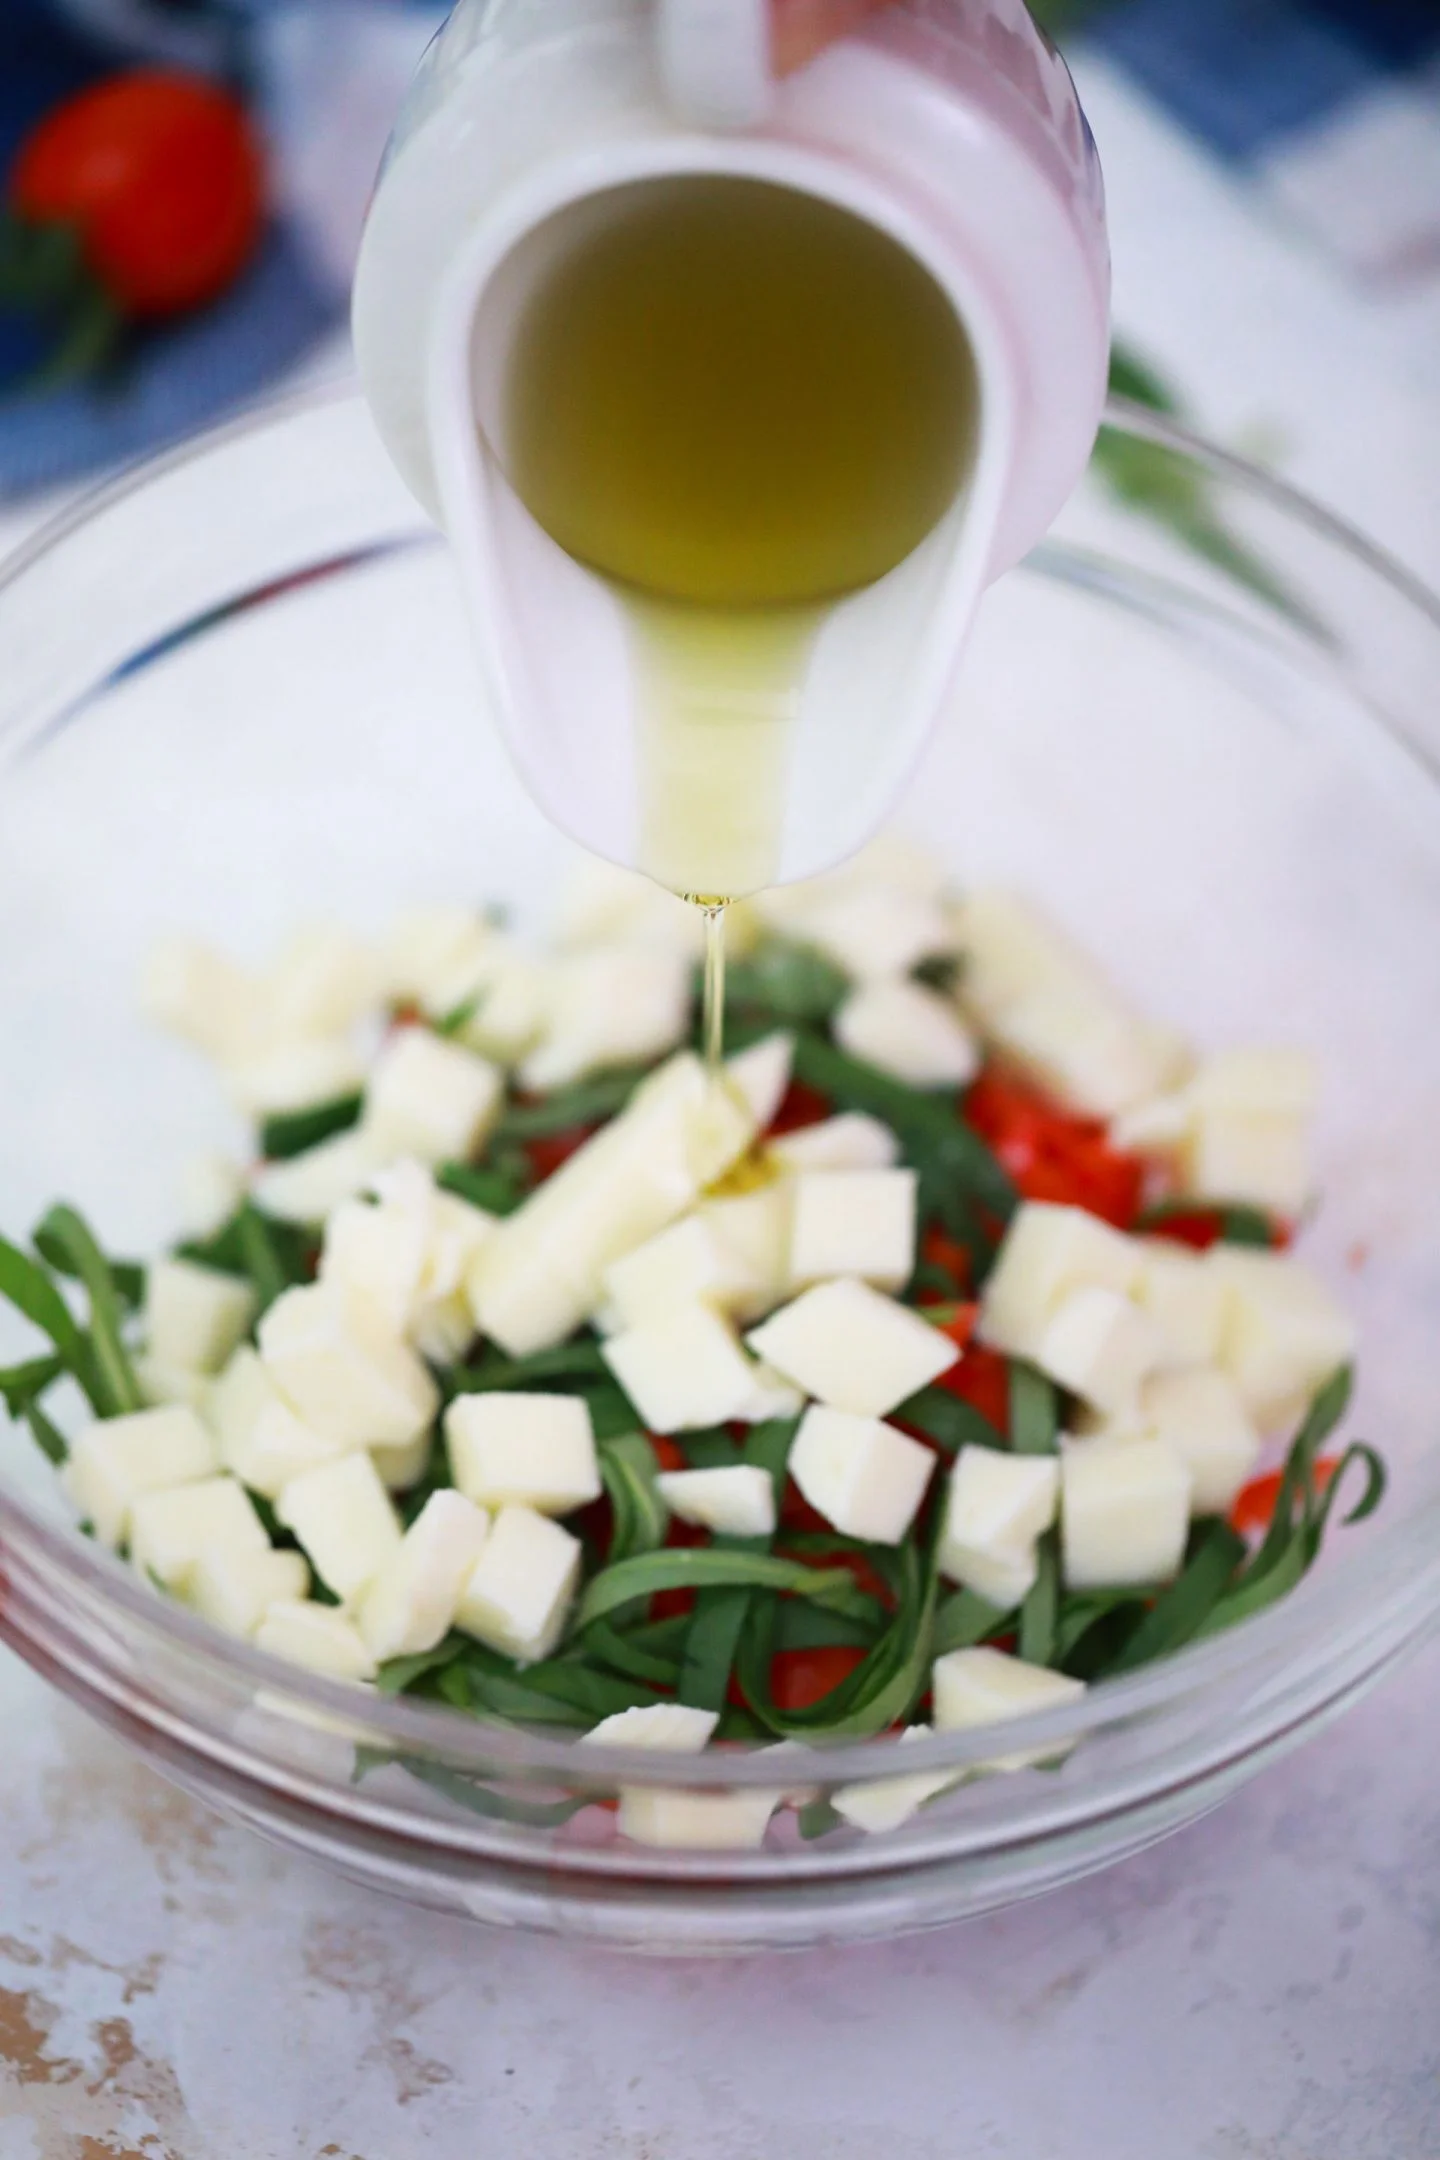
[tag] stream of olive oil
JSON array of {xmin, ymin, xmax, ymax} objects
[{"xmin": 502, "ymin": 173, "xmax": 979, "ymax": 917}]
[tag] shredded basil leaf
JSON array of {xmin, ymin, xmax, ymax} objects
[
  {"xmin": 258, "ymin": 1091, "xmax": 363, "ymax": 1162},
  {"xmin": 1018, "ymin": 1534, "xmax": 1059, "ymax": 1665},
  {"xmin": 932, "ymin": 1585, "xmax": 1015, "ymax": 1656},
  {"xmin": 32, "ymin": 1206, "xmax": 142, "ymax": 1417},
  {"xmin": 436, "ymin": 1161, "xmax": 528, "ymax": 1217},
  {"xmin": 497, "ymin": 1067, "xmax": 648, "ymax": 1141},
  {"xmin": 1008, "ymin": 1362, "xmax": 1059, "ymax": 1455}
]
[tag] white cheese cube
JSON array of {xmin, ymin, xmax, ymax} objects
[
  {"xmin": 603, "ymin": 1213, "xmax": 734, "ymax": 1329},
  {"xmin": 254, "ymin": 1599, "xmax": 377, "ymax": 1683},
  {"xmin": 381, "ymin": 906, "xmax": 496, "ymax": 1011},
  {"xmin": 1061, "ymin": 1438, "xmax": 1192, "ymax": 1589},
  {"xmin": 190, "ymin": 1546, "xmax": 309, "ymax": 1638},
  {"xmin": 364, "ymin": 1028, "xmax": 503, "ymax": 1166},
  {"xmin": 130, "ymin": 1476, "xmax": 269, "ymax": 1592},
  {"xmin": 1209, "ymin": 1250, "xmax": 1356, "ymax": 1431},
  {"xmin": 1134, "ymin": 1241, "xmax": 1229, "ymax": 1366},
  {"xmin": 786, "ymin": 1167, "xmax": 917, "ymax": 1294},
  {"xmin": 253, "ymin": 1127, "xmax": 393, "ymax": 1224},
  {"xmin": 834, "ymin": 978, "xmax": 980, "ymax": 1089},
  {"xmin": 64, "ymin": 1405, "xmax": 217, "ymax": 1549},
  {"xmin": 789, "ymin": 1405, "xmax": 934, "ymax": 1544},
  {"xmin": 699, "ymin": 1184, "xmax": 792, "ymax": 1322},
  {"xmin": 615, "ymin": 1785, "xmax": 780, "ymax": 1850},
  {"xmin": 456, "ymin": 948, "xmax": 550, "ymax": 1064},
  {"xmin": 1136, "ymin": 1365, "xmax": 1261, "ymax": 1515},
  {"xmin": 444, "ymin": 1392, "xmax": 601, "ymax": 1515},
  {"xmin": 987, "ymin": 982, "xmax": 1188, "ymax": 1120},
  {"xmin": 798, "ymin": 885, "xmax": 953, "ymax": 982},
  {"xmin": 734, "ymin": 1361, "xmax": 806, "ymax": 1424},
  {"xmin": 1179, "ymin": 1109, "xmax": 1311, "ymax": 1217},
  {"xmin": 1109, "ymin": 1090, "xmax": 1193, "ymax": 1154},
  {"xmin": 724, "ymin": 1033, "xmax": 795, "ymax": 1132},
  {"xmin": 831, "ymin": 1726, "xmax": 957, "ymax": 1834},
  {"xmin": 207, "ymin": 1345, "xmax": 272, "ymax": 1455},
  {"xmin": 225, "ymin": 1037, "xmax": 365, "ymax": 1119},
  {"xmin": 370, "ymin": 1428, "xmax": 436, "ymax": 1493},
  {"xmin": 979, "ymin": 1203, "xmax": 1140, "ymax": 1361},
  {"xmin": 357, "ymin": 1489, "xmax": 491, "ymax": 1662},
  {"xmin": 747, "ymin": 1278, "xmax": 957, "ymax": 1416},
  {"xmin": 224, "ymin": 1395, "xmax": 349, "ymax": 1501},
  {"xmin": 581, "ymin": 1703, "xmax": 718, "ymax": 1750},
  {"xmin": 412, "ymin": 1289, "xmax": 476, "ymax": 1365},
  {"xmin": 472, "ymin": 1051, "xmax": 755, "ymax": 1356},
  {"xmin": 258, "ymin": 1283, "xmax": 439, "ymax": 1449},
  {"xmin": 603, "ymin": 1304, "xmax": 760, "ymax": 1432},
  {"xmin": 277, "ymin": 1450, "xmax": 403, "ymax": 1601},
  {"xmin": 1188, "ymin": 1047, "xmax": 1318, "ymax": 1118},
  {"xmin": 268, "ymin": 926, "xmax": 380, "ymax": 1038},
  {"xmin": 134, "ymin": 1355, "xmax": 211, "ymax": 1411},
  {"xmin": 177, "ymin": 1151, "xmax": 246, "ymax": 1239},
  {"xmin": 938, "ymin": 1447, "xmax": 1058, "ymax": 1597},
  {"xmin": 655, "ymin": 1464, "xmax": 777, "ymax": 1538},
  {"xmin": 455, "ymin": 1504, "xmax": 580, "ymax": 1663},
  {"xmin": 319, "ymin": 1192, "xmax": 431, "ymax": 1336},
  {"xmin": 424, "ymin": 1190, "xmax": 499, "ymax": 1299},
  {"xmin": 768, "ymin": 1112, "xmax": 900, "ymax": 1173},
  {"xmin": 520, "ymin": 945, "xmax": 691, "ymax": 1091},
  {"xmin": 932, "ymin": 1645, "xmax": 1087, "ymax": 1770},
  {"xmin": 1035, "ymin": 1286, "xmax": 1165, "ymax": 1415},
  {"xmin": 141, "ymin": 937, "xmax": 270, "ymax": 1064},
  {"xmin": 144, "ymin": 1259, "xmax": 256, "ymax": 1377}
]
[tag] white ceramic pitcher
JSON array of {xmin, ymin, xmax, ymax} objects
[{"xmin": 353, "ymin": 0, "xmax": 1110, "ymax": 885}]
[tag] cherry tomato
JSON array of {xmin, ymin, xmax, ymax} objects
[
  {"xmin": 649, "ymin": 1435, "xmax": 686, "ymax": 1473},
  {"xmin": 965, "ymin": 1067, "xmax": 1145, "ymax": 1229},
  {"xmin": 1230, "ymin": 1458, "xmax": 1338, "ymax": 1538},
  {"xmin": 927, "ymin": 1298, "xmax": 979, "ymax": 1352},
  {"xmin": 524, "ymin": 1125, "xmax": 595, "ymax": 1182},
  {"xmin": 770, "ymin": 1643, "xmax": 868, "ymax": 1712},
  {"xmin": 767, "ymin": 1079, "xmax": 832, "ymax": 1136},
  {"xmin": 920, "ymin": 1223, "xmax": 973, "ymax": 1295},
  {"xmin": 11, "ymin": 70, "xmax": 264, "ymax": 318},
  {"xmin": 936, "ymin": 1341, "xmax": 1010, "ymax": 1437}
]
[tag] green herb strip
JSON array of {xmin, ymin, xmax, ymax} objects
[
  {"xmin": 436, "ymin": 1161, "xmax": 527, "ymax": 1217},
  {"xmin": 574, "ymin": 1549, "xmax": 867, "ymax": 1634},
  {"xmin": 1017, "ymin": 1533, "xmax": 1059, "ymax": 1665},
  {"xmin": 1008, "ymin": 1362, "xmax": 1059, "ymax": 1455},
  {"xmin": 32, "ymin": 1206, "xmax": 142, "ymax": 1417},
  {"xmin": 894, "ymin": 1385, "xmax": 1003, "ymax": 1455},
  {"xmin": 721, "ymin": 940, "xmax": 849, "ymax": 1024},
  {"xmin": 259, "ymin": 1091, "xmax": 363, "ymax": 1162},
  {"xmin": 0, "ymin": 1351, "xmax": 65, "ymax": 1417},
  {"xmin": 497, "ymin": 1066, "xmax": 648, "ymax": 1141},
  {"xmin": 0, "ymin": 1235, "xmax": 98, "ymax": 1405},
  {"xmin": 1101, "ymin": 1519, "xmax": 1247, "ymax": 1675},
  {"xmin": 932, "ymin": 1586, "xmax": 1015, "ymax": 1656},
  {"xmin": 451, "ymin": 1339, "xmax": 611, "ymax": 1396},
  {"xmin": 597, "ymin": 1432, "xmax": 669, "ymax": 1564},
  {"xmin": 1137, "ymin": 1199, "xmax": 1276, "ymax": 1248}
]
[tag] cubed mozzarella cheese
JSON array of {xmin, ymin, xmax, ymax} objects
[
  {"xmin": 603, "ymin": 1304, "xmax": 760, "ymax": 1432},
  {"xmin": 768, "ymin": 1112, "xmax": 901, "ymax": 1174},
  {"xmin": 1209, "ymin": 1250, "xmax": 1356, "ymax": 1431},
  {"xmin": 789, "ymin": 1405, "xmax": 934, "ymax": 1544},
  {"xmin": 424, "ymin": 1190, "xmax": 499, "ymax": 1299},
  {"xmin": 381, "ymin": 907, "xmax": 497, "ymax": 1012},
  {"xmin": 224, "ymin": 1037, "xmax": 366, "ymax": 1119},
  {"xmin": 141, "ymin": 938, "xmax": 270, "ymax": 1064},
  {"xmin": 1035, "ymin": 1285, "xmax": 1165, "ymax": 1415},
  {"xmin": 616, "ymin": 1785, "xmax": 781, "ymax": 1850},
  {"xmin": 520, "ymin": 945, "xmax": 691, "ymax": 1090},
  {"xmin": 413, "ymin": 1289, "xmax": 477, "ymax": 1365},
  {"xmin": 734, "ymin": 1361, "xmax": 806, "ymax": 1423},
  {"xmin": 134, "ymin": 1355, "xmax": 211, "ymax": 1411},
  {"xmin": 987, "ymin": 982, "xmax": 1189, "ymax": 1120},
  {"xmin": 276, "ymin": 1450, "xmax": 403, "ymax": 1601},
  {"xmin": 723, "ymin": 1033, "xmax": 794, "ymax": 1132},
  {"xmin": 190, "ymin": 1545, "xmax": 310, "ymax": 1638},
  {"xmin": 831, "ymin": 1726, "xmax": 958, "ymax": 1834},
  {"xmin": 1134, "ymin": 1365, "xmax": 1261, "ymax": 1514},
  {"xmin": 455, "ymin": 1504, "xmax": 581, "ymax": 1663},
  {"xmin": 207, "ymin": 1345, "xmax": 273, "ymax": 1456},
  {"xmin": 472, "ymin": 1052, "xmax": 755, "ymax": 1356},
  {"xmin": 357, "ymin": 1489, "xmax": 491, "ymax": 1662},
  {"xmin": 364, "ymin": 1029, "xmax": 503, "ymax": 1165},
  {"xmin": 603, "ymin": 1213, "xmax": 734, "ymax": 1329},
  {"xmin": 455, "ymin": 948, "xmax": 551, "ymax": 1064},
  {"xmin": 319, "ymin": 1191, "xmax": 432, "ymax": 1336},
  {"xmin": 796, "ymin": 885, "xmax": 953, "ymax": 982},
  {"xmin": 979, "ymin": 1203, "xmax": 1140, "ymax": 1361},
  {"xmin": 258, "ymin": 1283, "xmax": 438, "ymax": 1449},
  {"xmin": 267, "ymin": 926, "xmax": 380, "ymax": 1038},
  {"xmin": 1188, "ymin": 1047, "xmax": 1318, "ymax": 1118},
  {"xmin": 130, "ymin": 1476, "xmax": 269, "ymax": 1592},
  {"xmin": 1060, "ymin": 1438, "xmax": 1192, "ymax": 1589},
  {"xmin": 931, "ymin": 1645, "xmax": 1087, "ymax": 1770},
  {"xmin": 938, "ymin": 1447, "xmax": 1058, "ymax": 1600},
  {"xmin": 252, "ymin": 1128, "xmax": 393, "ymax": 1225},
  {"xmin": 63, "ymin": 1404, "xmax": 217, "ymax": 1549},
  {"xmin": 253, "ymin": 1599, "xmax": 377, "ymax": 1683},
  {"xmin": 834, "ymin": 978, "xmax": 980, "ymax": 1089},
  {"xmin": 747, "ymin": 1278, "xmax": 957, "ymax": 1416},
  {"xmin": 786, "ymin": 1167, "xmax": 917, "ymax": 1294},
  {"xmin": 370, "ymin": 1428, "xmax": 436, "ymax": 1493},
  {"xmin": 581, "ymin": 1703, "xmax": 718, "ymax": 1750},
  {"xmin": 144, "ymin": 1258, "xmax": 256, "ymax": 1377},
  {"xmin": 655, "ymin": 1464, "xmax": 777, "ymax": 1538},
  {"xmin": 1133, "ymin": 1241, "xmax": 1229, "ymax": 1366},
  {"xmin": 1179, "ymin": 1108, "xmax": 1311, "ymax": 1217},
  {"xmin": 444, "ymin": 1392, "xmax": 601, "ymax": 1515},
  {"xmin": 177, "ymin": 1151, "xmax": 246, "ymax": 1240},
  {"xmin": 223, "ymin": 1394, "xmax": 349, "ymax": 1501},
  {"xmin": 699, "ymin": 1184, "xmax": 792, "ymax": 1322}
]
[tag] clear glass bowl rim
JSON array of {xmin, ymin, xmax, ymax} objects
[{"xmin": 2, "ymin": 380, "xmax": 1439, "ymax": 1793}]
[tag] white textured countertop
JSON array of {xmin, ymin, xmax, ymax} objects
[{"xmin": 3, "ymin": 58, "xmax": 1440, "ymax": 2160}]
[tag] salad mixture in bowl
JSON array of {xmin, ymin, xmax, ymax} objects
[{"xmin": 0, "ymin": 836, "xmax": 1382, "ymax": 1852}]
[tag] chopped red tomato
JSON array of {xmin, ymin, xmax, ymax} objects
[
  {"xmin": 770, "ymin": 1644, "xmax": 868, "ymax": 1713},
  {"xmin": 936, "ymin": 1341, "xmax": 1010, "ymax": 1437},
  {"xmin": 524, "ymin": 1125, "xmax": 595, "ymax": 1182},
  {"xmin": 1230, "ymin": 1458, "xmax": 1338, "ymax": 1537},
  {"xmin": 649, "ymin": 1435, "xmax": 686, "ymax": 1473},
  {"xmin": 964, "ymin": 1067, "xmax": 1145, "ymax": 1228},
  {"xmin": 1145, "ymin": 1208, "xmax": 1288, "ymax": 1252},
  {"xmin": 920, "ymin": 1223, "xmax": 973, "ymax": 1295},
  {"xmin": 767, "ymin": 1079, "xmax": 832, "ymax": 1136},
  {"xmin": 927, "ymin": 1300, "xmax": 979, "ymax": 1351}
]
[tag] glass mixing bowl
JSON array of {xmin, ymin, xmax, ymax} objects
[{"xmin": 1, "ymin": 388, "xmax": 1438, "ymax": 1953}]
